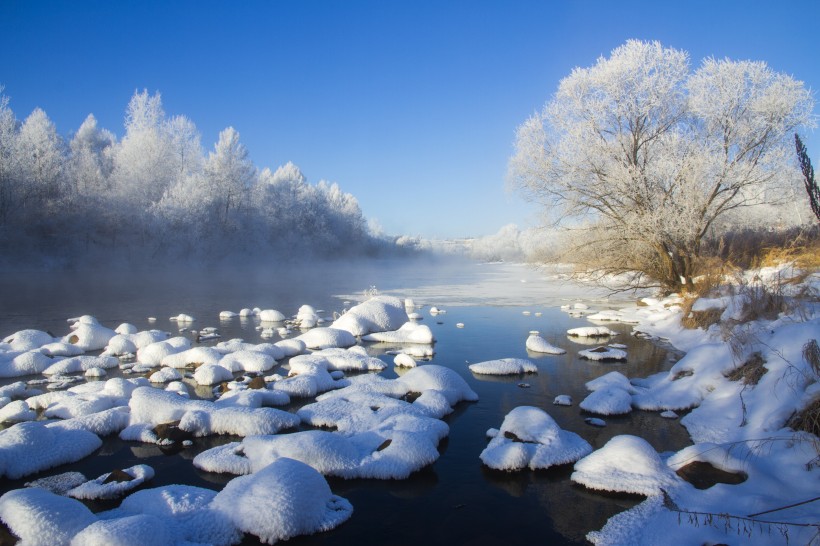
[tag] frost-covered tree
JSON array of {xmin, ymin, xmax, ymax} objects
[
  {"xmin": 510, "ymin": 40, "xmax": 814, "ymax": 290},
  {"xmin": 166, "ymin": 115, "xmax": 202, "ymax": 178},
  {"xmin": 111, "ymin": 90, "xmax": 174, "ymax": 210},
  {"xmin": 0, "ymin": 88, "xmax": 18, "ymax": 226},
  {"xmin": 69, "ymin": 114, "xmax": 115, "ymax": 197},
  {"xmin": 204, "ymin": 127, "xmax": 255, "ymax": 230},
  {"xmin": 16, "ymin": 108, "xmax": 64, "ymax": 213}
]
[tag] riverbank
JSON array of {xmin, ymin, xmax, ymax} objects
[{"xmin": 574, "ymin": 263, "xmax": 820, "ymax": 545}]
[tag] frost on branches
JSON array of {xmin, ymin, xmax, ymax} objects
[{"xmin": 509, "ymin": 40, "xmax": 814, "ymax": 291}]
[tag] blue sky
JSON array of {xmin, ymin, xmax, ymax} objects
[{"xmin": 1, "ymin": 0, "xmax": 817, "ymax": 238}]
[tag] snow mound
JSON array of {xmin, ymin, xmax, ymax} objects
[
  {"xmin": 579, "ymin": 346, "xmax": 627, "ymax": 361},
  {"xmin": 0, "ymin": 350, "xmax": 53, "ymax": 378},
  {"xmin": 68, "ymin": 464, "xmax": 155, "ymax": 500},
  {"xmin": 0, "ymin": 487, "xmax": 96, "ymax": 546},
  {"xmin": 294, "ymin": 348, "xmax": 386, "ymax": 372},
  {"xmin": 210, "ymin": 458, "xmax": 353, "ymax": 544},
  {"xmin": 259, "ymin": 309, "xmax": 286, "ymax": 322},
  {"xmin": 219, "ymin": 350, "xmax": 277, "ymax": 373},
  {"xmin": 193, "ymin": 363, "xmax": 233, "ymax": 386},
  {"xmin": 136, "ymin": 337, "xmax": 191, "ymax": 367},
  {"xmin": 331, "ymin": 295, "xmax": 408, "ymax": 336},
  {"xmin": 295, "ymin": 327, "xmax": 357, "ymax": 350},
  {"xmin": 0, "ymin": 421, "xmax": 102, "ymax": 479},
  {"xmin": 0, "ymin": 400, "xmax": 36, "ymax": 423},
  {"xmin": 161, "ymin": 346, "xmax": 222, "ymax": 368},
  {"xmin": 3, "ymin": 329, "xmax": 54, "ymax": 351},
  {"xmin": 63, "ymin": 322, "xmax": 117, "ymax": 351},
  {"xmin": 525, "ymin": 333, "xmax": 566, "ymax": 354},
  {"xmin": 468, "ymin": 358, "xmax": 537, "ymax": 375},
  {"xmin": 571, "ymin": 435, "xmax": 680, "ymax": 495},
  {"xmin": 127, "ymin": 386, "xmax": 299, "ymax": 438},
  {"xmin": 580, "ymin": 387, "xmax": 633, "ymax": 415},
  {"xmin": 100, "ymin": 484, "xmax": 241, "ymax": 545},
  {"xmin": 148, "ymin": 367, "xmax": 183, "ymax": 383},
  {"xmin": 480, "ymin": 406, "xmax": 592, "ymax": 471},
  {"xmin": 567, "ymin": 326, "xmax": 617, "ymax": 337},
  {"xmin": 393, "ymin": 353, "xmax": 417, "ymax": 368},
  {"xmin": 361, "ymin": 321, "xmax": 435, "ymax": 344}
]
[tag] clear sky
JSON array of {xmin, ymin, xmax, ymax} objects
[{"xmin": 1, "ymin": 0, "xmax": 817, "ymax": 239}]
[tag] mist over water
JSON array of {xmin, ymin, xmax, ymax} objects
[{"xmin": 0, "ymin": 258, "xmax": 687, "ymax": 545}]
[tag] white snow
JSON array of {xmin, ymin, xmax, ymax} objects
[
  {"xmin": 0, "ymin": 421, "xmax": 102, "ymax": 479},
  {"xmin": 3, "ymin": 329, "xmax": 54, "ymax": 351},
  {"xmin": 480, "ymin": 406, "xmax": 592, "ymax": 471},
  {"xmin": 67, "ymin": 464, "xmax": 155, "ymax": 500},
  {"xmin": 468, "ymin": 358, "xmax": 537, "ymax": 375},
  {"xmin": 161, "ymin": 346, "xmax": 222, "ymax": 368},
  {"xmin": 572, "ymin": 435, "xmax": 680, "ymax": 496},
  {"xmin": 579, "ymin": 346, "xmax": 627, "ymax": 361},
  {"xmin": 210, "ymin": 458, "xmax": 353, "ymax": 544},
  {"xmin": 295, "ymin": 327, "xmax": 357, "ymax": 350},
  {"xmin": 0, "ymin": 487, "xmax": 97, "ymax": 546},
  {"xmin": 580, "ymin": 387, "xmax": 633, "ymax": 415},
  {"xmin": 567, "ymin": 326, "xmax": 617, "ymax": 337},
  {"xmin": 0, "ymin": 400, "xmax": 36, "ymax": 423},
  {"xmin": 331, "ymin": 295, "xmax": 409, "ymax": 336},
  {"xmin": 63, "ymin": 322, "xmax": 117, "ymax": 351},
  {"xmin": 258, "ymin": 309, "xmax": 287, "ymax": 322},
  {"xmin": 148, "ymin": 366, "xmax": 183, "ymax": 383},
  {"xmin": 525, "ymin": 332, "xmax": 566, "ymax": 354},
  {"xmin": 0, "ymin": 350, "xmax": 54, "ymax": 378},
  {"xmin": 42, "ymin": 355, "xmax": 119, "ymax": 375},
  {"xmin": 361, "ymin": 321, "xmax": 435, "ymax": 344},
  {"xmin": 393, "ymin": 353, "xmax": 417, "ymax": 368},
  {"xmin": 127, "ymin": 386, "xmax": 299, "ymax": 437}
]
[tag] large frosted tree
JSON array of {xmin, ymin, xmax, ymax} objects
[{"xmin": 509, "ymin": 40, "xmax": 814, "ymax": 290}]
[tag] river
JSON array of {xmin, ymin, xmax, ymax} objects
[{"xmin": 0, "ymin": 258, "xmax": 692, "ymax": 545}]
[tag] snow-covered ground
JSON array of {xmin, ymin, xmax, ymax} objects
[{"xmin": 566, "ymin": 266, "xmax": 820, "ymax": 545}]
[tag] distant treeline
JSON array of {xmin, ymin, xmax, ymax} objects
[{"xmin": 0, "ymin": 89, "xmax": 409, "ymax": 268}]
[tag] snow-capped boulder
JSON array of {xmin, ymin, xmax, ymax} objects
[
  {"xmin": 469, "ymin": 358, "xmax": 537, "ymax": 375},
  {"xmin": 480, "ymin": 406, "xmax": 592, "ymax": 471},
  {"xmin": 331, "ymin": 296, "xmax": 408, "ymax": 336}
]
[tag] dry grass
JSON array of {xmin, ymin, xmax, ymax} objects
[
  {"xmin": 760, "ymin": 235, "xmax": 820, "ymax": 271},
  {"xmin": 788, "ymin": 397, "xmax": 820, "ymax": 438},
  {"xmin": 804, "ymin": 339, "xmax": 820, "ymax": 376},
  {"xmin": 724, "ymin": 352, "xmax": 768, "ymax": 385}
]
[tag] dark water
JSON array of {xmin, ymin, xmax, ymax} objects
[{"xmin": 0, "ymin": 259, "xmax": 692, "ymax": 545}]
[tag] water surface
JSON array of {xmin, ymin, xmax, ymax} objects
[{"xmin": 0, "ymin": 259, "xmax": 691, "ymax": 545}]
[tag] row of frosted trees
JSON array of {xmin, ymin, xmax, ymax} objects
[{"xmin": 0, "ymin": 89, "xmax": 385, "ymax": 266}]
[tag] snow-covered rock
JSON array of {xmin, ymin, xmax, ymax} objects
[
  {"xmin": 571, "ymin": 435, "xmax": 680, "ymax": 495},
  {"xmin": 480, "ymin": 406, "xmax": 592, "ymax": 471},
  {"xmin": 0, "ymin": 487, "xmax": 97, "ymax": 545},
  {"xmin": 468, "ymin": 358, "xmax": 537, "ymax": 375},
  {"xmin": 210, "ymin": 458, "xmax": 353, "ymax": 544},
  {"xmin": 67, "ymin": 465, "xmax": 155, "ymax": 500},
  {"xmin": 525, "ymin": 332, "xmax": 566, "ymax": 354},
  {"xmin": 331, "ymin": 295, "xmax": 409, "ymax": 336},
  {"xmin": 361, "ymin": 321, "xmax": 435, "ymax": 344}
]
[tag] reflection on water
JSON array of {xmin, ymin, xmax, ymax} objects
[{"xmin": 0, "ymin": 260, "xmax": 691, "ymax": 545}]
